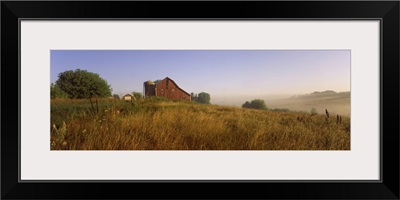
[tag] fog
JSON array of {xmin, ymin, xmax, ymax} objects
[
  {"xmin": 211, "ymin": 91, "xmax": 351, "ymax": 116},
  {"xmin": 212, "ymin": 94, "xmax": 292, "ymax": 106}
]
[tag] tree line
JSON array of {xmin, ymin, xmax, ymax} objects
[
  {"xmin": 190, "ymin": 92, "xmax": 211, "ymax": 104},
  {"xmin": 242, "ymin": 99, "xmax": 267, "ymax": 110}
]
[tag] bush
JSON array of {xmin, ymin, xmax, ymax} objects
[
  {"xmin": 191, "ymin": 92, "xmax": 211, "ymax": 104},
  {"xmin": 145, "ymin": 96, "xmax": 171, "ymax": 103},
  {"xmin": 113, "ymin": 94, "xmax": 120, "ymax": 99},
  {"xmin": 132, "ymin": 92, "xmax": 143, "ymax": 100},
  {"xmin": 242, "ymin": 99, "xmax": 268, "ymax": 110}
]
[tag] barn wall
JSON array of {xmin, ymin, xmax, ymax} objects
[{"xmin": 155, "ymin": 78, "xmax": 190, "ymax": 101}]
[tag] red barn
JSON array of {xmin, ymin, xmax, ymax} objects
[{"xmin": 143, "ymin": 77, "xmax": 191, "ymax": 101}]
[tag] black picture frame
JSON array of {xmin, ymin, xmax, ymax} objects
[{"xmin": 1, "ymin": 1, "xmax": 399, "ymax": 199}]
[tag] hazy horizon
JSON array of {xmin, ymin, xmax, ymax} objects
[{"xmin": 51, "ymin": 50, "xmax": 350, "ymax": 105}]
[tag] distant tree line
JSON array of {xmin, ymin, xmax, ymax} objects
[
  {"xmin": 242, "ymin": 99, "xmax": 267, "ymax": 110},
  {"xmin": 191, "ymin": 92, "xmax": 211, "ymax": 104},
  {"xmin": 242, "ymin": 99, "xmax": 293, "ymax": 112}
]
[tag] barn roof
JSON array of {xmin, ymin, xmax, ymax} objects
[{"xmin": 162, "ymin": 77, "xmax": 191, "ymax": 96}]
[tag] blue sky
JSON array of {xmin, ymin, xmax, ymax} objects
[{"xmin": 51, "ymin": 50, "xmax": 350, "ymax": 104}]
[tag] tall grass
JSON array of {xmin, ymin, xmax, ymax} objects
[{"xmin": 51, "ymin": 98, "xmax": 350, "ymax": 150}]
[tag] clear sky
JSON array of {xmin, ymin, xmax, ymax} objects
[{"xmin": 51, "ymin": 50, "xmax": 350, "ymax": 104}]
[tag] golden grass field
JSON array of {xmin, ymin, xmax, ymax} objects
[{"xmin": 51, "ymin": 98, "xmax": 350, "ymax": 150}]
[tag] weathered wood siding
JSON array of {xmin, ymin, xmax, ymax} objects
[{"xmin": 155, "ymin": 77, "xmax": 191, "ymax": 101}]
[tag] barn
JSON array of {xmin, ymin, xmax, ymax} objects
[
  {"xmin": 122, "ymin": 94, "xmax": 135, "ymax": 101},
  {"xmin": 143, "ymin": 77, "xmax": 191, "ymax": 101}
]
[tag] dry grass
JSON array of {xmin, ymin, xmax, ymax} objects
[{"xmin": 51, "ymin": 98, "xmax": 350, "ymax": 150}]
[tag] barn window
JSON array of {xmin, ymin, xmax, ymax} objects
[
  {"xmin": 161, "ymin": 89, "xmax": 164, "ymax": 94},
  {"xmin": 166, "ymin": 80, "xmax": 169, "ymax": 89},
  {"xmin": 171, "ymin": 89, "xmax": 175, "ymax": 92}
]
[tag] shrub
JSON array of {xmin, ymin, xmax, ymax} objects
[{"xmin": 242, "ymin": 99, "xmax": 268, "ymax": 110}]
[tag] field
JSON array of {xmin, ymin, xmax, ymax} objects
[
  {"xmin": 51, "ymin": 98, "xmax": 350, "ymax": 150},
  {"xmin": 268, "ymin": 92, "xmax": 351, "ymax": 116}
]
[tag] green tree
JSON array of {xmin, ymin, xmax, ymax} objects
[
  {"xmin": 113, "ymin": 94, "xmax": 120, "ymax": 99},
  {"xmin": 242, "ymin": 101, "xmax": 251, "ymax": 108},
  {"xmin": 132, "ymin": 92, "xmax": 143, "ymax": 100},
  {"xmin": 154, "ymin": 79, "xmax": 162, "ymax": 85},
  {"xmin": 50, "ymin": 83, "xmax": 69, "ymax": 99},
  {"xmin": 195, "ymin": 92, "xmax": 211, "ymax": 104},
  {"xmin": 242, "ymin": 99, "xmax": 267, "ymax": 110},
  {"xmin": 191, "ymin": 92, "xmax": 198, "ymax": 102},
  {"xmin": 55, "ymin": 69, "xmax": 112, "ymax": 99},
  {"xmin": 250, "ymin": 99, "xmax": 267, "ymax": 110}
]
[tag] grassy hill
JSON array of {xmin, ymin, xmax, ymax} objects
[
  {"xmin": 268, "ymin": 91, "xmax": 350, "ymax": 116},
  {"xmin": 51, "ymin": 97, "xmax": 350, "ymax": 150}
]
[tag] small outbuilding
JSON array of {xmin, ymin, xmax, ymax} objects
[{"xmin": 122, "ymin": 94, "xmax": 135, "ymax": 101}]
